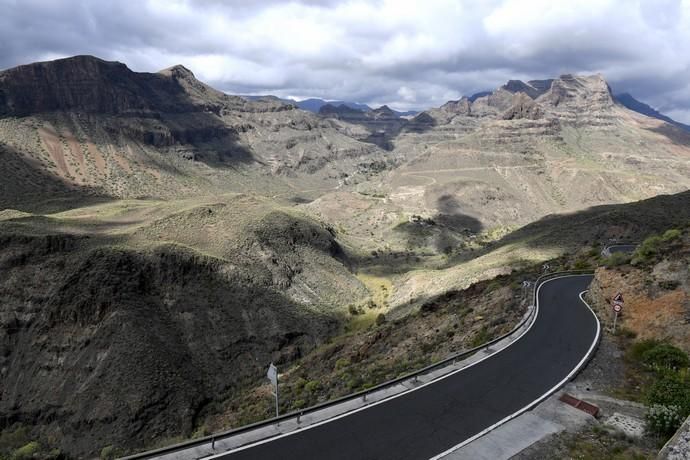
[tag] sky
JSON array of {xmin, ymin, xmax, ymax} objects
[{"xmin": 1, "ymin": 0, "xmax": 690, "ymax": 122}]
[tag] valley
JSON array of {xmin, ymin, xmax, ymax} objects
[{"xmin": 1, "ymin": 55, "xmax": 690, "ymax": 458}]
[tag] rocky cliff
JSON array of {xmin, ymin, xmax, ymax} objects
[{"xmin": 0, "ymin": 56, "xmax": 390, "ymax": 209}]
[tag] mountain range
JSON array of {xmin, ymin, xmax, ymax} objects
[{"xmin": 1, "ymin": 55, "xmax": 690, "ymax": 458}]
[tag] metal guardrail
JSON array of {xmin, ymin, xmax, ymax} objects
[{"xmin": 122, "ymin": 269, "xmax": 594, "ymax": 460}]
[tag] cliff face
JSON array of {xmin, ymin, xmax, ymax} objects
[
  {"xmin": 0, "ymin": 56, "xmax": 391, "ymax": 207},
  {"xmin": 0, "ymin": 55, "xmax": 191, "ymax": 115}
]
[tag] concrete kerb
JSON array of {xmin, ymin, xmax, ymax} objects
[{"xmin": 124, "ymin": 271, "xmax": 592, "ymax": 460}]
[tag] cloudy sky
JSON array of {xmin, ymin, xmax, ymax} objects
[{"xmin": 1, "ymin": 0, "xmax": 690, "ymax": 121}]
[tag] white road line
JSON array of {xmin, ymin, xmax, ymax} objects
[
  {"xmin": 206, "ymin": 274, "xmax": 594, "ymax": 459},
  {"xmin": 429, "ymin": 279, "xmax": 601, "ymax": 459}
]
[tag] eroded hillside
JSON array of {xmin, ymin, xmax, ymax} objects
[
  {"xmin": 2, "ymin": 55, "xmax": 690, "ymax": 458},
  {"xmin": 0, "ymin": 195, "xmax": 370, "ymax": 456}
]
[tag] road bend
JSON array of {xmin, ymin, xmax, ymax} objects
[{"xmin": 216, "ymin": 274, "xmax": 598, "ymax": 460}]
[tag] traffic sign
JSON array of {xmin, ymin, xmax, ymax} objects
[
  {"xmin": 613, "ymin": 292, "xmax": 624, "ymax": 304},
  {"xmin": 267, "ymin": 362, "xmax": 278, "ymax": 386},
  {"xmin": 613, "ymin": 304, "xmax": 622, "ymax": 313}
]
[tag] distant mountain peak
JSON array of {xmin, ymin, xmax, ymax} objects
[{"xmin": 159, "ymin": 64, "xmax": 196, "ymax": 79}]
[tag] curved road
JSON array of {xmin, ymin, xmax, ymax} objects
[
  {"xmin": 216, "ymin": 274, "xmax": 598, "ymax": 460},
  {"xmin": 607, "ymin": 244, "xmax": 637, "ymax": 254}
]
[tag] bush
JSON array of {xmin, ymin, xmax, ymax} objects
[
  {"xmin": 304, "ymin": 380, "xmax": 320, "ymax": 394},
  {"xmin": 11, "ymin": 442, "xmax": 40, "ymax": 460},
  {"xmin": 646, "ymin": 404, "xmax": 684, "ymax": 438},
  {"xmin": 641, "ymin": 343, "xmax": 690, "ymax": 372},
  {"xmin": 334, "ymin": 358, "xmax": 350, "ymax": 370},
  {"xmin": 628, "ymin": 339, "xmax": 661, "ymax": 362},
  {"xmin": 572, "ymin": 259, "xmax": 593, "ymax": 270},
  {"xmin": 661, "ymin": 228, "xmax": 682, "ymax": 242},
  {"xmin": 632, "ymin": 235, "xmax": 662, "ymax": 265},
  {"xmin": 600, "ymin": 252, "xmax": 631, "ymax": 267},
  {"xmin": 646, "ymin": 371, "xmax": 690, "ymax": 414},
  {"xmin": 469, "ymin": 326, "xmax": 490, "ymax": 348}
]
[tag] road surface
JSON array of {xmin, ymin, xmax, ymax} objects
[
  {"xmin": 606, "ymin": 244, "xmax": 636, "ymax": 254},
  {"xmin": 215, "ymin": 274, "xmax": 598, "ymax": 460}
]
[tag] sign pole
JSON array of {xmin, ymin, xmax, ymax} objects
[
  {"xmin": 612, "ymin": 310, "xmax": 618, "ymax": 333},
  {"xmin": 275, "ymin": 378, "xmax": 279, "ymax": 418}
]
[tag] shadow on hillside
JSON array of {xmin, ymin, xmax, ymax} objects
[
  {"xmin": 342, "ymin": 194, "xmax": 485, "ymax": 275},
  {"xmin": 0, "ymin": 236, "xmax": 341, "ymax": 457},
  {"xmin": 647, "ymin": 124, "xmax": 690, "ymax": 147},
  {"xmin": 0, "ymin": 141, "xmax": 114, "ymax": 214},
  {"xmin": 445, "ymin": 190, "xmax": 690, "ymax": 268},
  {"xmin": 321, "ymin": 110, "xmax": 437, "ymax": 152}
]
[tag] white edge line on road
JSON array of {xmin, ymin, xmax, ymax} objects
[
  {"xmin": 428, "ymin": 280, "xmax": 601, "ymax": 460},
  {"xmin": 204, "ymin": 274, "xmax": 594, "ymax": 459}
]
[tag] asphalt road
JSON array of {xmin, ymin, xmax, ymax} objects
[
  {"xmin": 606, "ymin": 244, "xmax": 637, "ymax": 254},
  {"xmin": 219, "ymin": 275, "xmax": 598, "ymax": 460}
]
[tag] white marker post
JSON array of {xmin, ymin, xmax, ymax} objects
[
  {"xmin": 612, "ymin": 303, "xmax": 621, "ymax": 333},
  {"xmin": 267, "ymin": 362, "xmax": 279, "ymax": 417},
  {"xmin": 611, "ymin": 292, "xmax": 624, "ymax": 334}
]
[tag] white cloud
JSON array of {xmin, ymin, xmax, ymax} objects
[{"xmin": 1, "ymin": 0, "xmax": 690, "ymax": 116}]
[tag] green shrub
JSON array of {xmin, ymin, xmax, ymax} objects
[
  {"xmin": 0, "ymin": 426, "xmax": 30, "ymax": 453},
  {"xmin": 304, "ymin": 380, "xmax": 320, "ymax": 394},
  {"xmin": 11, "ymin": 441, "xmax": 40, "ymax": 460},
  {"xmin": 646, "ymin": 372, "xmax": 690, "ymax": 414},
  {"xmin": 641, "ymin": 343, "xmax": 689, "ymax": 372},
  {"xmin": 470, "ymin": 326, "xmax": 490, "ymax": 348},
  {"xmin": 600, "ymin": 252, "xmax": 631, "ymax": 267},
  {"xmin": 645, "ymin": 404, "xmax": 684, "ymax": 438},
  {"xmin": 291, "ymin": 399, "xmax": 306, "ymax": 410},
  {"xmin": 632, "ymin": 235, "xmax": 663, "ymax": 265},
  {"xmin": 334, "ymin": 358, "xmax": 350, "ymax": 370},
  {"xmin": 572, "ymin": 259, "xmax": 593, "ymax": 270},
  {"xmin": 628, "ymin": 339, "xmax": 661, "ymax": 362},
  {"xmin": 661, "ymin": 229, "xmax": 682, "ymax": 242}
]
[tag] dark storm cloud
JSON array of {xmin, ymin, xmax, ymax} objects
[{"xmin": 1, "ymin": 0, "xmax": 689, "ymax": 121}]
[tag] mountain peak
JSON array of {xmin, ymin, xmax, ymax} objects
[{"xmin": 159, "ymin": 64, "xmax": 196, "ymax": 80}]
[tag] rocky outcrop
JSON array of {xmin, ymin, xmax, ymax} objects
[
  {"xmin": 440, "ymin": 97, "xmax": 471, "ymax": 115},
  {"xmin": 502, "ymin": 92, "xmax": 544, "ymax": 120}
]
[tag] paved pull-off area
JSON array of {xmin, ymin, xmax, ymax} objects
[{"xmin": 211, "ymin": 275, "xmax": 598, "ymax": 460}]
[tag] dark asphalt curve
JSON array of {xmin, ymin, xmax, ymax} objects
[
  {"xmin": 607, "ymin": 244, "xmax": 637, "ymax": 254},
  {"xmin": 220, "ymin": 275, "xmax": 598, "ymax": 460}
]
